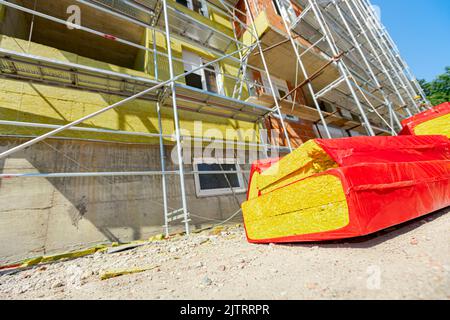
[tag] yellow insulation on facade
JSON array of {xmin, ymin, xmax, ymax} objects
[
  {"xmin": 243, "ymin": 174, "xmax": 349, "ymax": 240},
  {"xmin": 100, "ymin": 266, "xmax": 159, "ymax": 280},
  {"xmin": 19, "ymin": 245, "xmax": 108, "ymax": 268},
  {"xmin": 0, "ymin": 36, "xmax": 258, "ymax": 145}
]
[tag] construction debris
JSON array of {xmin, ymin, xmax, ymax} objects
[
  {"xmin": 0, "ymin": 218, "xmax": 449, "ymax": 300},
  {"xmin": 0, "ymin": 245, "xmax": 108, "ymax": 272},
  {"xmin": 0, "ymin": 238, "xmax": 169, "ymax": 273},
  {"xmin": 101, "ymin": 266, "xmax": 159, "ymax": 281},
  {"xmin": 107, "ymin": 244, "xmax": 146, "ymax": 255}
]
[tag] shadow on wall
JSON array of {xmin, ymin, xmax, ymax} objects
[
  {"xmin": 0, "ymin": 138, "xmax": 244, "ymax": 263},
  {"xmin": 278, "ymin": 208, "xmax": 449, "ymax": 249}
]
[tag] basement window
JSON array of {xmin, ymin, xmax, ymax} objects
[{"xmin": 193, "ymin": 159, "xmax": 246, "ymax": 197}]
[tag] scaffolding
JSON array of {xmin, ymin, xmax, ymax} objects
[
  {"xmin": 0, "ymin": 0, "xmax": 429, "ymax": 236},
  {"xmin": 271, "ymin": 0, "xmax": 430, "ymax": 137}
]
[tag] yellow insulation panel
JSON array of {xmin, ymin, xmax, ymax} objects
[
  {"xmin": 257, "ymin": 140, "xmax": 337, "ymax": 192},
  {"xmin": 414, "ymin": 113, "xmax": 450, "ymax": 138},
  {"xmin": 0, "ymin": 35, "xmax": 259, "ymax": 144},
  {"xmin": 247, "ymin": 171, "xmax": 261, "ymax": 200},
  {"xmin": 242, "ymin": 11, "xmax": 270, "ymax": 48},
  {"xmin": 169, "ymin": 0, "xmax": 234, "ymax": 36},
  {"xmin": 0, "ymin": 35, "xmax": 150, "ymax": 78},
  {"xmin": 243, "ymin": 174, "xmax": 349, "ymax": 240},
  {"xmin": 101, "ymin": 266, "xmax": 158, "ymax": 280},
  {"xmin": 0, "ymin": 78, "xmax": 259, "ymax": 144}
]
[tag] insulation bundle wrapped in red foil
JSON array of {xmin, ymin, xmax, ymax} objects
[{"xmin": 242, "ymin": 135, "xmax": 450, "ymax": 243}]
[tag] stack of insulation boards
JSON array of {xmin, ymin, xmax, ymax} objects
[
  {"xmin": 242, "ymin": 136, "xmax": 450, "ymax": 243},
  {"xmin": 400, "ymin": 102, "xmax": 450, "ymax": 137}
]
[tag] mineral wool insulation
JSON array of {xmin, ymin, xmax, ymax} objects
[
  {"xmin": 247, "ymin": 140, "xmax": 336, "ymax": 199},
  {"xmin": 243, "ymin": 135, "xmax": 450, "ymax": 242}
]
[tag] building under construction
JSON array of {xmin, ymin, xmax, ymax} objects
[{"xmin": 0, "ymin": 0, "xmax": 429, "ymax": 262}]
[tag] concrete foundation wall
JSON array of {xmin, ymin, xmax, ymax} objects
[{"xmin": 0, "ymin": 138, "xmax": 250, "ymax": 264}]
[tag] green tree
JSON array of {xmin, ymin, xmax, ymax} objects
[{"xmin": 419, "ymin": 67, "xmax": 450, "ymax": 106}]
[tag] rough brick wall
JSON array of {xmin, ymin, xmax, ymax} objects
[{"xmin": 265, "ymin": 116, "xmax": 318, "ymax": 148}]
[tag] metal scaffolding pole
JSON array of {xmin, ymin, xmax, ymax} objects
[
  {"xmin": 0, "ymin": 120, "xmax": 288, "ymax": 152},
  {"xmin": 152, "ymin": 26, "xmax": 170, "ymax": 237},
  {"xmin": 349, "ymin": 1, "xmax": 411, "ymax": 108},
  {"xmin": 342, "ymin": 0, "xmax": 413, "ymax": 118},
  {"xmin": 386, "ymin": 36, "xmax": 430, "ymax": 107},
  {"xmin": 352, "ymin": 3, "xmax": 416, "ymax": 107},
  {"xmin": 359, "ymin": 1, "xmax": 419, "ymax": 104},
  {"xmin": 161, "ymin": 0, "xmax": 190, "ymax": 235},
  {"xmin": 309, "ymin": 0, "xmax": 375, "ymax": 136},
  {"xmin": 354, "ymin": 0, "xmax": 420, "ymax": 112},
  {"xmin": 331, "ymin": 0, "xmax": 401, "ymax": 132},
  {"xmin": 243, "ymin": 0, "xmax": 293, "ymax": 152},
  {"xmin": 273, "ymin": 0, "xmax": 332, "ymax": 139},
  {"xmin": 360, "ymin": 0, "xmax": 430, "ymax": 107},
  {"xmin": 0, "ymin": 43, "xmax": 252, "ymax": 160}
]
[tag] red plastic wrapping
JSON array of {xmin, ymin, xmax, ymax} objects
[
  {"xmin": 246, "ymin": 160, "xmax": 450, "ymax": 243},
  {"xmin": 246, "ymin": 157, "xmax": 279, "ymax": 200},
  {"xmin": 244, "ymin": 135, "xmax": 450, "ymax": 242},
  {"xmin": 400, "ymin": 102, "xmax": 450, "ymax": 135},
  {"xmin": 247, "ymin": 135, "xmax": 450, "ymax": 200},
  {"xmin": 315, "ymin": 135, "xmax": 450, "ymax": 165}
]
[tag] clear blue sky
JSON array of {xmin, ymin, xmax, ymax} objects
[{"xmin": 371, "ymin": 0, "xmax": 450, "ymax": 81}]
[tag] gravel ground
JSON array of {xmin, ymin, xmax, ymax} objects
[{"xmin": 0, "ymin": 207, "xmax": 449, "ymax": 300}]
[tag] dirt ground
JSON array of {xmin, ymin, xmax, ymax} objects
[{"xmin": 0, "ymin": 207, "xmax": 449, "ymax": 300}]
